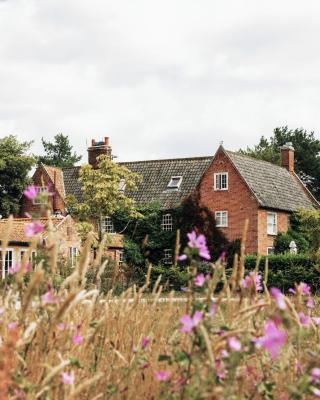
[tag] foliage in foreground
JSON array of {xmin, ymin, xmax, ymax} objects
[{"xmin": 1, "ymin": 223, "xmax": 320, "ymax": 399}]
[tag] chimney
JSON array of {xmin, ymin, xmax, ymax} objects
[
  {"xmin": 280, "ymin": 142, "xmax": 295, "ymax": 173},
  {"xmin": 87, "ymin": 137, "xmax": 112, "ymax": 168}
]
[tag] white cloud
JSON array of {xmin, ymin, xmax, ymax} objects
[{"xmin": 0, "ymin": 0, "xmax": 319, "ymax": 162}]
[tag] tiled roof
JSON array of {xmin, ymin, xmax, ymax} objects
[
  {"xmin": 61, "ymin": 157, "xmax": 213, "ymax": 209},
  {"xmin": 0, "ymin": 217, "xmax": 65, "ymax": 243},
  {"xmin": 225, "ymin": 150, "xmax": 315, "ymax": 212}
]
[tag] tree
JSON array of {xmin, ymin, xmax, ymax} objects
[
  {"xmin": 293, "ymin": 209, "xmax": 320, "ymax": 256},
  {"xmin": 0, "ymin": 135, "xmax": 35, "ymax": 217},
  {"xmin": 240, "ymin": 127, "xmax": 320, "ymax": 199},
  {"xmin": 38, "ymin": 133, "xmax": 82, "ymax": 168},
  {"xmin": 66, "ymin": 155, "xmax": 142, "ymax": 231}
]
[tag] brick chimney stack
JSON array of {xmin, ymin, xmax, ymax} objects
[
  {"xmin": 280, "ymin": 142, "xmax": 295, "ymax": 173},
  {"xmin": 87, "ymin": 137, "xmax": 112, "ymax": 168}
]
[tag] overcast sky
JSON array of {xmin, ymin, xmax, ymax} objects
[{"xmin": 0, "ymin": 0, "xmax": 319, "ymax": 162}]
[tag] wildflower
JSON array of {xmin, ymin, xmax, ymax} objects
[
  {"xmin": 155, "ymin": 370, "xmax": 171, "ymax": 382},
  {"xmin": 13, "ymin": 389, "xmax": 25, "ymax": 398},
  {"xmin": 209, "ymin": 303, "xmax": 217, "ymax": 316},
  {"xmin": 298, "ymin": 312, "xmax": 311, "ymax": 327},
  {"xmin": 41, "ymin": 285, "xmax": 59, "ymax": 305},
  {"xmin": 24, "ymin": 221, "xmax": 44, "ymax": 238},
  {"xmin": 57, "ymin": 323, "xmax": 65, "ymax": 331},
  {"xmin": 178, "ymin": 254, "xmax": 187, "ymax": 261},
  {"xmin": 255, "ymin": 319, "xmax": 287, "ymax": 359},
  {"xmin": 72, "ymin": 325, "xmax": 83, "ymax": 345},
  {"xmin": 242, "ymin": 272, "xmax": 262, "ymax": 292},
  {"xmin": 313, "ymin": 317, "xmax": 320, "ymax": 326},
  {"xmin": 8, "ymin": 322, "xmax": 17, "ymax": 330},
  {"xmin": 23, "ymin": 185, "xmax": 38, "ymax": 200},
  {"xmin": 228, "ymin": 337, "xmax": 241, "ymax": 352},
  {"xmin": 62, "ymin": 371, "xmax": 75, "ymax": 385},
  {"xmin": 187, "ymin": 231, "xmax": 211, "ymax": 260},
  {"xmin": 180, "ymin": 311, "xmax": 203, "ymax": 333},
  {"xmin": 9, "ymin": 263, "xmax": 21, "ymax": 275},
  {"xmin": 194, "ymin": 273, "xmax": 206, "ymax": 287},
  {"xmin": 312, "ymin": 388, "xmax": 320, "ymax": 397},
  {"xmin": 270, "ymin": 287, "xmax": 286, "ymax": 310},
  {"xmin": 306, "ymin": 297, "xmax": 315, "ymax": 309},
  {"xmin": 141, "ymin": 336, "xmax": 150, "ymax": 349},
  {"xmin": 288, "ymin": 288, "xmax": 296, "ymax": 295},
  {"xmin": 311, "ymin": 368, "xmax": 320, "ymax": 382},
  {"xmin": 298, "ymin": 282, "xmax": 311, "ymax": 296}
]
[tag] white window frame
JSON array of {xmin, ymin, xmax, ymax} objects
[
  {"xmin": 101, "ymin": 216, "xmax": 115, "ymax": 234},
  {"xmin": 163, "ymin": 249, "xmax": 173, "ymax": 265},
  {"xmin": 119, "ymin": 250, "xmax": 125, "ymax": 267},
  {"xmin": 0, "ymin": 248, "xmax": 14, "ymax": 279},
  {"xmin": 161, "ymin": 213, "xmax": 173, "ymax": 231},
  {"xmin": 69, "ymin": 247, "xmax": 78, "ymax": 266},
  {"xmin": 267, "ymin": 212, "xmax": 277, "ymax": 235},
  {"xmin": 119, "ymin": 179, "xmax": 126, "ymax": 192},
  {"xmin": 214, "ymin": 172, "xmax": 228, "ymax": 191},
  {"xmin": 267, "ymin": 247, "xmax": 275, "ymax": 255},
  {"xmin": 167, "ymin": 176, "xmax": 182, "ymax": 189},
  {"xmin": 32, "ymin": 186, "xmax": 49, "ymax": 205},
  {"xmin": 215, "ymin": 211, "xmax": 228, "ymax": 227}
]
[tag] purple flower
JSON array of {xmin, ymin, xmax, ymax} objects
[
  {"xmin": 311, "ymin": 368, "xmax": 320, "ymax": 382},
  {"xmin": 57, "ymin": 323, "xmax": 65, "ymax": 331},
  {"xmin": 299, "ymin": 312, "xmax": 311, "ymax": 327},
  {"xmin": 312, "ymin": 388, "xmax": 320, "ymax": 397},
  {"xmin": 178, "ymin": 254, "xmax": 187, "ymax": 261},
  {"xmin": 313, "ymin": 317, "xmax": 320, "ymax": 326},
  {"xmin": 298, "ymin": 282, "xmax": 311, "ymax": 296},
  {"xmin": 228, "ymin": 337, "xmax": 241, "ymax": 352},
  {"xmin": 242, "ymin": 272, "xmax": 262, "ymax": 292},
  {"xmin": 180, "ymin": 311, "xmax": 203, "ymax": 333},
  {"xmin": 23, "ymin": 185, "xmax": 38, "ymax": 200},
  {"xmin": 24, "ymin": 221, "xmax": 44, "ymax": 238},
  {"xmin": 41, "ymin": 285, "xmax": 59, "ymax": 305},
  {"xmin": 194, "ymin": 273, "xmax": 206, "ymax": 287},
  {"xmin": 306, "ymin": 297, "xmax": 315, "ymax": 309},
  {"xmin": 209, "ymin": 303, "xmax": 217, "ymax": 316},
  {"xmin": 288, "ymin": 288, "xmax": 296, "ymax": 295},
  {"xmin": 187, "ymin": 231, "xmax": 211, "ymax": 260},
  {"xmin": 141, "ymin": 336, "xmax": 150, "ymax": 349},
  {"xmin": 9, "ymin": 263, "xmax": 21, "ymax": 275},
  {"xmin": 62, "ymin": 372, "xmax": 75, "ymax": 385},
  {"xmin": 155, "ymin": 370, "xmax": 171, "ymax": 382},
  {"xmin": 255, "ymin": 319, "xmax": 287, "ymax": 359},
  {"xmin": 270, "ymin": 288, "xmax": 286, "ymax": 310},
  {"xmin": 8, "ymin": 322, "xmax": 17, "ymax": 330}
]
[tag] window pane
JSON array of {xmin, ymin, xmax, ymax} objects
[{"xmin": 161, "ymin": 214, "xmax": 173, "ymax": 231}]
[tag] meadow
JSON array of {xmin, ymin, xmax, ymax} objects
[{"xmin": 1, "ymin": 219, "xmax": 320, "ymax": 399}]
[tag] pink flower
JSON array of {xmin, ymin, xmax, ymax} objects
[
  {"xmin": 62, "ymin": 371, "xmax": 75, "ymax": 385},
  {"xmin": 141, "ymin": 336, "xmax": 150, "ymax": 349},
  {"xmin": 178, "ymin": 254, "xmax": 187, "ymax": 261},
  {"xmin": 228, "ymin": 337, "xmax": 241, "ymax": 352},
  {"xmin": 187, "ymin": 231, "xmax": 211, "ymax": 260},
  {"xmin": 312, "ymin": 388, "xmax": 320, "ymax": 397},
  {"xmin": 9, "ymin": 263, "xmax": 21, "ymax": 275},
  {"xmin": 313, "ymin": 317, "xmax": 320, "ymax": 326},
  {"xmin": 72, "ymin": 333, "xmax": 83, "ymax": 345},
  {"xmin": 8, "ymin": 322, "xmax": 17, "ymax": 330},
  {"xmin": 270, "ymin": 288, "xmax": 286, "ymax": 310},
  {"xmin": 41, "ymin": 286, "xmax": 59, "ymax": 305},
  {"xmin": 24, "ymin": 221, "xmax": 44, "ymax": 238},
  {"xmin": 155, "ymin": 370, "xmax": 171, "ymax": 382},
  {"xmin": 298, "ymin": 282, "xmax": 311, "ymax": 296},
  {"xmin": 209, "ymin": 303, "xmax": 217, "ymax": 316},
  {"xmin": 57, "ymin": 323, "xmax": 65, "ymax": 331},
  {"xmin": 306, "ymin": 297, "xmax": 315, "ymax": 309},
  {"xmin": 255, "ymin": 319, "xmax": 287, "ymax": 359},
  {"xmin": 242, "ymin": 272, "xmax": 262, "ymax": 292},
  {"xmin": 311, "ymin": 368, "xmax": 320, "ymax": 382},
  {"xmin": 180, "ymin": 311, "xmax": 203, "ymax": 333},
  {"xmin": 299, "ymin": 312, "xmax": 311, "ymax": 327},
  {"xmin": 23, "ymin": 185, "xmax": 38, "ymax": 200},
  {"xmin": 194, "ymin": 273, "xmax": 206, "ymax": 287}
]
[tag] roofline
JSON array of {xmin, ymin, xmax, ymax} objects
[
  {"xmin": 293, "ymin": 172, "xmax": 320, "ymax": 209},
  {"xmin": 118, "ymin": 155, "xmax": 213, "ymax": 164}
]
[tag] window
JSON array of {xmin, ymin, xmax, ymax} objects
[
  {"xmin": 215, "ymin": 211, "xmax": 228, "ymax": 227},
  {"xmin": 119, "ymin": 250, "xmax": 125, "ymax": 267},
  {"xmin": 214, "ymin": 173, "xmax": 228, "ymax": 191},
  {"xmin": 161, "ymin": 214, "xmax": 173, "ymax": 231},
  {"xmin": 167, "ymin": 176, "xmax": 182, "ymax": 189},
  {"xmin": 32, "ymin": 186, "xmax": 49, "ymax": 205},
  {"xmin": 119, "ymin": 179, "xmax": 126, "ymax": 192},
  {"xmin": 101, "ymin": 217, "xmax": 115, "ymax": 234},
  {"xmin": 69, "ymin": 247, "xmax": 78, "ymax": 266},
  {"xmin": 267, "ymin": 212, "xmax": 277, "ymax": 235},
  {"xmin": 0, "ymin": 249, "xmax": 13, "ymax": 279},
  {"xmin": 267, "ymin": 247, "xmax": 275, "ymax": 255},
  {"xmin": 163, "ymin": 249, "xmax": 173, "ymax": 265}
]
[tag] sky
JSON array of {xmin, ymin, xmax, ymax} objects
[{"xmin": 0, "ymin": 0, "xmax": 319, "ymax": 163}]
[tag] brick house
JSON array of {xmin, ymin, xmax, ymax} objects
[
  {"xmin": 22, "ymin": 137, "xmax": 318, "ymax": 258},
  {"xmin": 0, "ymin": 215, "xmax": 81, "ymax": 278}
]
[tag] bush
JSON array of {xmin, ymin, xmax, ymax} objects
[{"xmin": 274, "ymin": 231, "xmax": 309, "ymax": 254}]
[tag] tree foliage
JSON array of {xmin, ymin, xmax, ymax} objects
[
  {"xmin": 38, "ymin": 133, "xmax": 82, "ymax": 168},
  {"xmin": 0, "ymin": 135, "xmax": 35, "ymax": 217},
  {"xmin": 66, "ymin": 155, "xmax": 142, "ymax": 225},
  {"xmin": 294, "ymin": 208, "xmax": 320, "ymax": 256},
  {"xmin": 240, "ymin": 126, "xmax": 320, "ymax": 199}
]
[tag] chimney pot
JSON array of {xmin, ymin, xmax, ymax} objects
[
  {"xmin": 280, "ymin": 142, "xmax": 295, "ymax": 173},
  {"xmin": 104, "ymin": 137, "xmax": 109, "ymax": 145}
]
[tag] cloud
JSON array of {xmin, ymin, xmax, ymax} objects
[{"xmin": 0, "ymin": 0, "xmax": 319, "ymax": 162}]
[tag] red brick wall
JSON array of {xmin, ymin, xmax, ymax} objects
[
  {"xmin": 197, "ymin": 148, "xmax": 260, "ymax": 254},
  {"xmin": 257, "ymin": 209, "xmax": 289, "ymax": 255}
]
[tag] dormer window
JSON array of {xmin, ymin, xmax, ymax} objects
[
  {"xmin": 214, "ymin": 173, "xmax": 228, "ymax": 191},
  {"xmin": 167, "ymin": 176, "xmax": 182, "ymax": 189}
]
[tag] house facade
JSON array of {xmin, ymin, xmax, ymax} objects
[{"xmin": 21, "ymin": 137, "xmax": 318, "ymax": 258}]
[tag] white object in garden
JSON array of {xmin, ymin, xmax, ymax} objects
[{"xmin": 289, "ymin": 240, "xmax": 297, "ymax": 254}]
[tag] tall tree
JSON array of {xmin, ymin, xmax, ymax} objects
[
  {"xmin": 0, "ymin": 135, "xmax": 35, "ymax": 217},
  {"xmin": 38, "ymin": 133, "xmax": 82, "ymax": 168},
  {"xmin": 240, "ymin": 127, "xmax": 320, "ymax": 200}
]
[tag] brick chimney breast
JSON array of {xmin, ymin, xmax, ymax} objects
[
  {"xmin": 280, "ymin": 142, "xmax": 294, "ymax": 173},
  {"xmin": 88, "ymin": 137, "xmax": 112, "ymax": 168}
]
